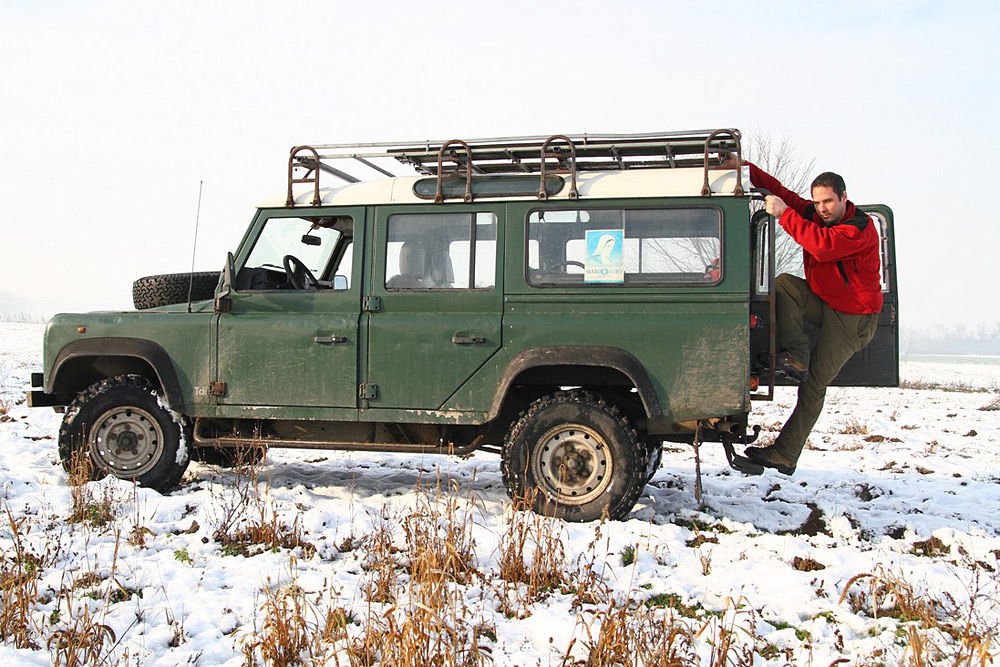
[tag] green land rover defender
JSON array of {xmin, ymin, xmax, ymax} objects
[{"xmin": 28, "ymin": 130, "xmax": 898, "ymax": 521}]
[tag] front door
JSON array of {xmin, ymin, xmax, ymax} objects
[
  {"xmin": 363, "ymin": 206, "xmax": 503, "ymax": 410},
  {"xmin": 216, "ymin": 208, "xmax": 364, "ymax": 408}
]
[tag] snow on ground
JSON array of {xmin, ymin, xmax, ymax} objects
[{"xmin": 1, "ymin": 322, "xmax": 998, "ymax": 665}]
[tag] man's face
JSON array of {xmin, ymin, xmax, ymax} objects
[{"xmin": 812, "ymin": 185, "xmax": 848, "ymax": 223}]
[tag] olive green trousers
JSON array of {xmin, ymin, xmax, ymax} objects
[{"xmin": 773, "ymin": 274, "xmax": 879, "ymax": 463}]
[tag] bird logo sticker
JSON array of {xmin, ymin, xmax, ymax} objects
[{"xmin": 585, "ymin": 229, "xmax": 624, "ymax": 283}]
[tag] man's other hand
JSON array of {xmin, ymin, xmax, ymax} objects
[{"xmin": 765, "ymin": 195, "xmax": 788, "ymax": 217}]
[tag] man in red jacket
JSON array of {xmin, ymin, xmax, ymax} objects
[{"xmin": 734, "ymin": 159, "xmax": 882, "ymax": 474}]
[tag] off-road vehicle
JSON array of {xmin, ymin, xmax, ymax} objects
[{"xmin": 29, "ymin": 129, "xmax": 898, "ymax": 521}]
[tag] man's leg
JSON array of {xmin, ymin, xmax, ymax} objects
[
  {"xmin": 772, "ymin": 305, "xmax": 877, "ymax": 464},
  {"xmin": 774, "ymin": 273, "xmax": 823, "ymax": 365}
]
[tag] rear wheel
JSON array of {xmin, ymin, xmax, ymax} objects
[
  {"xmin": 501, "ymin": 390, "xmax": 645, "ymax": 522},
  {"xmin": 58, "ymin": 375, "xmax": 190, "ymax": 492},
  {"xmin": 644, "ymin": 438, "xmax": 664, "ymax": 485}
]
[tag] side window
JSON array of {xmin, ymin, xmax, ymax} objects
[
  {"xmin": 385, "ymin": 212, "xmax": 497, "ymax": 290},
  {"xmin": 527, "ymin": 207, "xmax": 722, "ymax": 286},
  {"xmin": 867, "ymin": 212, "xmax": 891, "ymax": 293},
  {"xmin": 755, "ymin": 221, "xmax": 805, "ymax": 295}
]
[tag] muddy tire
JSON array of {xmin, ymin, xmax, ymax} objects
[
  {"xmin": 132, "ymin": 271, "xmax": 219, "ymax": 310},
  {"xmin": 644, "ymin": 438, "xmax": 664, "ymax": 485},
  {"xmin": 58, "ymin": 375, "xmax": 190, "ymax": 493},
  {"xmin": 501, "ymin": 389, "xmax": 646, "ymax": 522}
]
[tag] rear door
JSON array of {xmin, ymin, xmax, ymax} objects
[
  {"xmin": 362, "ymin": 206, "xmax": 503, "ymax": 410},
  {"xmin": 833, "ymin": 205, "xmax": 898, "ymax": 385},
  {"xmin": 752, "ymin": 204, "xmax": 898, "ymax": 387}
]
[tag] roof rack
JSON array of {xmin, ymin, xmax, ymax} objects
[{"xmin": 286, "ymin": 128, "xmax": 743, "ymax": 206}]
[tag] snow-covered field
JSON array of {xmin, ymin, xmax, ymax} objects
[{"xmin": 1, "ymin": 322, "xmax": 998, "ymax": 666}]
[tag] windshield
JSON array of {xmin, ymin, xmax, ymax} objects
[{"xmin": 245, "ymin": 217, "xmax": 341, "ymax": 276}]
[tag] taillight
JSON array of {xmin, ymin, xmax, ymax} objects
[{"xmin": 749, "ymin": 315, "xmax": 760, "ymax": 329}]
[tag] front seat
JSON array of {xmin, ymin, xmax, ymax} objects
[
  {"xmin": 425, "ymin": 249, "xmax": 455, "ymax": 288},
  {"xmin": 386, "ymin": 241, "xmax": 426, "ymax": 289}
]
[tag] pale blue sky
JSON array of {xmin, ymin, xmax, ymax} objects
[{"xmin": 1, "ymin": 1, "xmax": 997, "ymax": 330}]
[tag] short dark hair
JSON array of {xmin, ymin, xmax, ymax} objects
[{"xmin": 811, "ymin": 172, "xmax": 847, "ymax": 198}]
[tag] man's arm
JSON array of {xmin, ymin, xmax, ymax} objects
[
  {"xmin": 778, "ymin": 208, "xmax": 873, "ymax": 262},
  {"xmin": 745, "ymin": 162, "xmax": 813, "ymax": 219}
]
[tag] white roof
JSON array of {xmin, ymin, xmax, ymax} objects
[{"xmin": 263, "ymin": 166, "xmax": 749, "ymax": 208}]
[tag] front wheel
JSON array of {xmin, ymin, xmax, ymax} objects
[
  {"xmin": 58, "ymin": 375, "xmax": 190, "ymax": 493},
  {"xmin": 501, "ymin": 390, "xmax": 646, "ymax": 522}
]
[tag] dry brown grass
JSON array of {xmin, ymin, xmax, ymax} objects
[
  {"xmin": 361, "ymin": 507, "xmax": 402, "ymax": 605},
  {"xmin": 841, "ymin": 564, "xmax": 998, "ymax": 666},
  {"xmin": 496, "ymin": 491, "xmax": 567, "ymax": 614},
  {"xmin": 47, "ymin": 589, "xmax": 117, "ymax": 667},
  {"xmin": 563, "ymin": 599, "xmax": 698, "ymax": 666},
  {"xmin": 209, "ymin": 448, "xmax": 314, "ymax": 558},
  {"xmin": 901, "ymin": 379, "xmax": 993, "ymax": 394},
  {"xmin": 0, "ymin": 505, "xmax": 43, "ymax": 649},
  {"xmin": 979, "ymin": 396, "xmax": 1000, "ymax": 411},
  {"xmin": 347, "ymin": 483, "xmax": 491, "ymax": 666},
  {"xmin": 562, "ymin": 595, "xmax": 775, "ymax": 666},
  {"xmin": 243, "ymin": 579, "xmax": 314, "ymax": 666},
  {"xmin": 402, "ymin": 480, "xmax": 479, "ymax": 588},
  {"xmin": 66, "ymin": 451, "xmax": 115, "ymax": 528},
  {"xmin": 565, "ymin": 523, "xmax": 612, "ymax": 610},
  {"xmin": 839, "ymin": 418, "xmax": 870, "ymax": 435}
]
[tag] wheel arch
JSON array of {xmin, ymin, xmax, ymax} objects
[
  {"xmin": 487, "ymin": 346, "xmax": 663, "ymax": 423},
  {"xmin": 48, "ymin": 338, "xmax": 184, "ymax": 410}
]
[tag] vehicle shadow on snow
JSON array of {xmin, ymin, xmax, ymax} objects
[
  {"xmin": 191, "ymin": 449, "xmax": 511, "ymax": 504},
  {"xmin": 634, "ymin": 450, "xmax": 1000, "ymax": 539}
]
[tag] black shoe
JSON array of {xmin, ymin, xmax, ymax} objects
[
  {"xmin": 745, "ymin": 445, "xmax": 797, "ymax": 475},
  {"xmin": 775, "ymin": 352, "xmax": 809, "ymax": 384}
]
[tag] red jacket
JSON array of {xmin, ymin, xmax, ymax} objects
[{"xmin": 748, "ymin": 163, "xmax": 883, "ymax": 315}]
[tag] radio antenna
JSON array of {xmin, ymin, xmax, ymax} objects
[{"xmin": 186, "ymin": 180, "xmax": 204, "ymax": 313}]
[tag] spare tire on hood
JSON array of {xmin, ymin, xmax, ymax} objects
[{"xmin": 132, "ymin": 272, "xmax": 220, "ymax": 310}]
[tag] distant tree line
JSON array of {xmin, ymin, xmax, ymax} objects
[{"xmin": 902, "ymin": 322, "xmax": 1000, "ymax": 355}]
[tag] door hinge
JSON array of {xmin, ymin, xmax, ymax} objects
[
  {"xmin": 359, "ymin": 383, "xmax": 379, "ymax": 400},
  {"xmin": 214, "ymin": 293, "xmax": 232, "ymax": 313},
  {"xmin": 363, "ymin": 296, "xmax": 382, "ymax": 312},
  {"xmin": 209, "ymin": 382, "xmax": 228, "ymax": 397}
]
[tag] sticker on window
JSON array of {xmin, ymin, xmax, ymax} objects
[{"xmin": 585, "ymin": 229, "xmax": 624, "ymax": 283}]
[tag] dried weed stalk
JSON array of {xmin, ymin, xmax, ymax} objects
[
  {"xmin": 66, "ymin": 451, "xmax": 115, "ymax": 528},
  {"xmin": 497, "ymin": 492, "xmax": 567, "ymax": 610},
  {"xmin": 47, "ymin": 589, "xmax": 117, "ymax": 667},
  {"xmin": 0, "ymin": 505, "xmax": 43, "ymax": 649}
]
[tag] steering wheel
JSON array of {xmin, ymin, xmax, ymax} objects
[
  {"xmin": 282, "ymin": 254, "xmax": 319, "ymax": 290},
  {"xmin": 549, "ymin": 260, "xmax": 586, "ymax": 270}
]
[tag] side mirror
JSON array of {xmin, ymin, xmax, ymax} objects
[
  {"xmin": 215, "ymin": 252, "xmax": 235, "ymax": 313},
  {"xmin": 333, "ymin": 275, "xmax": 348, "ymax": 290}
]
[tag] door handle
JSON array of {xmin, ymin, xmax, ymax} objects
[
  {"xmin": 451, "ymin": 335, "xmax": 486, "ymax": 345},
  {"xmin": 313, "ymin": 335, "xmax": 348, "ymax": 345}
]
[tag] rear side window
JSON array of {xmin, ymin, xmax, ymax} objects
[
  {"xmin": 527, "ymin": 207, "xmax": 722, "ymax": 286},
  {"xmin": 385, "ymin": 212, "xmax": 497, "ymax": 290}
]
